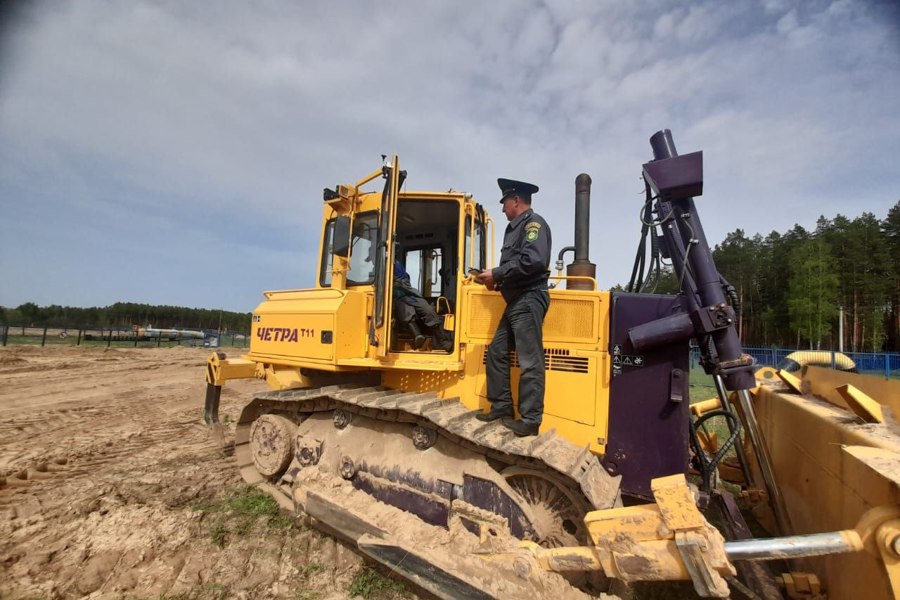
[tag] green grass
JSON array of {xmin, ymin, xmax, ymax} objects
[
  {"xmin": 192, "ymin": 484, "xmax": 296, "ymax": 548},
  {"xmin": 210, "ymin": 524, "xmax": 228, "ymax": 548},
  {"xmin": 347, "ymin": 567, "xmax": 407, "ymax": 599},
  {"xmin": 204, "ymin": 583, "xmax": 228, "ymax": 600},
  {"xmin": 688, "ymin": 365, "xmax": 717, "ymax": 401}
]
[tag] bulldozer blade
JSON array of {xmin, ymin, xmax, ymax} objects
[
  {"xmin": 305, "ymin": 490, "xmax": 389, "ymax": 542},
  {"xmin": 305, "ymin": 490, "xmax": 493, "ymax": 600},
  {"xmin": 204, "ymin": 383, "xmax": 221, "ymax": 424},
  {"xmin": 358, "ymin": 535, "xmax": 493, "ymax": 600}
]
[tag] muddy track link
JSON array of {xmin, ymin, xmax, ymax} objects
[{"xmin": 235, "ymin": 384, "xmax": 621, "ymax": 516}]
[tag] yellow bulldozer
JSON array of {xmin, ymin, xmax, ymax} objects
[{"xmin": 203, "ymin": 131, "xmax": 900, "ymax": 599}]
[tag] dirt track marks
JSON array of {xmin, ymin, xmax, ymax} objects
[{"xmin": 0, "ymin": 346, "xmax": 393, "ymax": 600}]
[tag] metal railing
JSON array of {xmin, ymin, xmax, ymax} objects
[
  {"xmin": 0, "ymin": 324, "xmax": 249, "ymax": 349},
  {"xmin": 691, "ymin": 346, "xmax": 900, "ymax": 379}
]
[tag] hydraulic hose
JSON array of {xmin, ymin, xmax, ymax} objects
[{"xmin": 689, "ymin": 408, "xmax": 741, "ymax": 493}]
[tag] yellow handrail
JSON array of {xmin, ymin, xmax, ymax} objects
[{"xmin": 548, "ymin": 275, "xmax": 598, "ymax": 291}]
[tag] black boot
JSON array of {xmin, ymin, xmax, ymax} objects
[
  {"xmin": 407, "ymin": 321, "xmax": 426, "ymax": 350},
  {"xmin": 503, "ymin": 419, "xmax": 540, "ymax": 437},
  {"xmin": 475, "ymin": 409, "xmax": 512, "ymax": 422},
  {"xmin": 431, "ymin": 327, "xmax": 453, "ymax": 352}
]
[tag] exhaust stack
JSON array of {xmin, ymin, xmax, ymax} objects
[{"xmin": 566, "ymin": 173, "xmax": 596, "ymax": 290}]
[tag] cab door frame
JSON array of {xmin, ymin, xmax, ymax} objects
[{"xmin": 370, "ymin": 156, "xmax": 401, "ymax": 358}]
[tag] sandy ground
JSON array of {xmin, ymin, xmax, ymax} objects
[{"xmin": 0, "ymin": 345, "xmax": 416, "ymax": 600}]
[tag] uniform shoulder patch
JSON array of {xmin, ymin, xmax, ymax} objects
[
  {"xmin": 525, "ymin": 229, "xmax": 539, "ymax": 242},
  {"xmin": 525, "ymin": 221, "xmax": 542, "ymax": 231}
]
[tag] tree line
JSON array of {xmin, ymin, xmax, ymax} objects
[
  {"xmin": 649, "ymin": 200, "xmax": 899, "ymax": 351},
  {"xmin": 0, "ymin": 302, "xmax": 252, "ymax": 333},
  {"xmin": 4, "ymin": 200, "xmax": 898, "ymax": 350}
]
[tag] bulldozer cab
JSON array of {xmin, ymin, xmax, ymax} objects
[
  {"xmin": 318, "ymin": 156, "xmax": 487, "ymax": 358},
  {"xmin": 391, "ymin": 197, "xmax": 487, "ymax": 354},
  {"xmin": 391, "ymin": 200, "xmax": 464, "ymax": 349}
]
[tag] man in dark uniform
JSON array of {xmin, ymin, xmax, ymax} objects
[
  {"xmin": 394, "ymin": 260, "xmax": 453, "ymax": 352},
  {"xmin": 475, "ymin": 179, "xmax": 552, "ymax": 436}
]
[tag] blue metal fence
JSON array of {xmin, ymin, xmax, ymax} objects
[
  {"xmin": 690, "ymin": 346, "xmax": 900, "ymax": 379},
  {"xmin": 0, "ymin": 323, "xmax": 249, "ymax": 349}
]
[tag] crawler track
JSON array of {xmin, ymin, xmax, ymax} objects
[
  {"xmin": 235, "ymin": 384, "xmax": 620, "ymax": 541},
  {"xmin": 233, "ymin": 384, "xmax": 622, "ymax": 599}
]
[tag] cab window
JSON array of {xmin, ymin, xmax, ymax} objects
[
  {"xmin": 319, "ymin": 211, "xmax": 379, "ymax": 287},
  {"xmin": 403, "ymin": 248, "xmax": 444, "ymax": 298},
  {"xmin": 348, "ymin": 212, "xmax": 378, "ymax": 286},
  {"xmin": 319, "ymin": 220, "xmax": 335, "ymax": 287},
  {"xmin": 464, "ymin": 214, "xmax": 485, "ymax": 273}
]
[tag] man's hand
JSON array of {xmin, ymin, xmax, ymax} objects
[{"xmin": 475, "ymin": 269, "xmax": 496, "ymax": 291}]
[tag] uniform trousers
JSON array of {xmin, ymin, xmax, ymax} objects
[
  {"xmin": 485, "ymin": 288, "xmax": 549, "ymax": 425},
  {"xmin": 394, "ymin": 296, "xmax": 441, "ymax": 330}
]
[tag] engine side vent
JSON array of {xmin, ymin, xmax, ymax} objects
[{"xmin": 481, "ymin": 347, "xmax": 589, "ymax": 374}]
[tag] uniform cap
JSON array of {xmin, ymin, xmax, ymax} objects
[{"xmin": 497, "ymin": 178, "xmax": 539, "ymax": 203}]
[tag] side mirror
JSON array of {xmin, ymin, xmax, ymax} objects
[{"xmin": 333, "ymin": 216, "xmax": 351, "ymax": 258}]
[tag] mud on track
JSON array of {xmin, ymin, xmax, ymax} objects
[{"xmin": 0, "ymin": 346, "xmax": 417, "ymax": 600}]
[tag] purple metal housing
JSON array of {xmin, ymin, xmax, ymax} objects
[{"xmin": 604, "ymin": 292, "xmax": 691, "ymax": 500}]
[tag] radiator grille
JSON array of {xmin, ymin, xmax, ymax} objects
[
  {"xmin": 481, "ymin": 347, "xmax": 590, "ymax": 374},
  {"xmin": 467, "ymin": 295, "xmax": 505, "ymax": 336},
  {"xmin": 544, "ymin": 298, "xmax": 595, "ymax": 339}
]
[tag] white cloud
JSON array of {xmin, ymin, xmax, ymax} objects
[{"xmin": 0, "ymin": 0, "xmax": 897, "ymax": 313}]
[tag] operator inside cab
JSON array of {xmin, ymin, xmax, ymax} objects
[{"xmin": 393, "ymin": 259, "xmax": 453, "ymax": 352}]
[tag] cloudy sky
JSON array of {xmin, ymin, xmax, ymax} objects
[{"xmin": 1, "ymin": 0, "xmax": 898, "ymax": 313}]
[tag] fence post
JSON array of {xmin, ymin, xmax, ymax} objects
[
  {"xmin": 830, "ymin": 350, "xmax": 836, "ymax": 370},
  {"xmin": 77, "ymin": 329, "xmax": 82, "ymax": 346},
  {"xmin": 886, "ymin": 353, "xmax": 890, "ymax": 380},
  {"xmin": 107, "ymin": 329, "xmax": 112, "ymax": 348},
  {"xmin": 1, "ymin": 324, "xmax": 7, "ymax": 347},
  {"xmin": 42, "ymin": 327, "xmax": 48, "ymax": 347}
]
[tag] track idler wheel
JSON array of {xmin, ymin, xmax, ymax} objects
[{"xmin": 249, "ymin": 414, "xmax": 296, "ymax": 478}]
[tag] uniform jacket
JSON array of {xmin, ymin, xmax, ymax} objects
[{"xmin": 492, "ymin": 208, "xmax": 552, "ymax": 303}]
